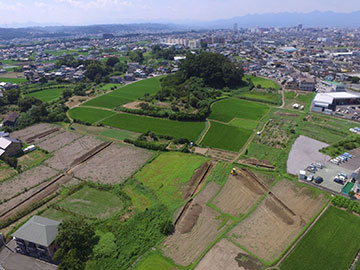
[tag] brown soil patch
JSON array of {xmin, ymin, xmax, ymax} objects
[
  {"xmin": 182, "ymin": 162, "xmax": 211, "ymax": 199},
  {"xmin": 0, "ymin": 174, "xmax": 74, "ymax": 221},
  {"xmin": 229, "ymin": 180, "xmax": 328, "ymax": 262},
  {"xmin": 238, "ymin": 158, "xmax": 275, "ymax": 169},
  {"xmin": 0, "ymin": 72, "xmax": 25, "ymax": 78},
  {"xmin": 274, "ymin": 112, "xmax": 299, "ymax": 117},
  {"xmin": 162, "ymin": 182, "xmax": 222, "ymax": 266},
  {"xmin": 123, "ymin": 101, "xmax": 143, "ymax": 109},
  {"xmin": 206, "ymin": 149, "xmax": 238, "ymax": 162},
  {"xmin": 45, "ymin": 136, "xmax": 104, "ymax": 171},
  {"xmin": 213, "ymin": 169, "xmax": 267, "ymax": 216},
  {"xmin": 65, "ymin": 96, "xmax": 91, "ymax": 108},
  {"xmin": 25, "ymin": 128, "xmax": 60, "ymax": 143},
  {"xmin": 10, "ymin": 123, "xmax": 55, "ymax": 142},
  {"xmin": 193, "ymin": 147, "xmax": 209, "ymax": 155},
  {"xmin": 177, "ymin": 203, "xmax": 202, "ymax": 233},
  {"xmin": 73, "ymin": 143, "xmax": 152, "ymax": 184},
  {"xmin": 196, "ymin": 238, "xmax": 262, "ymax": 270},
  {"xmin": 37, "ymin": 131, "xmax": 83, "ymax": 152},
  {"xmin": 0, "ymin": 165, "xmax": 59, "ymax": 205}
]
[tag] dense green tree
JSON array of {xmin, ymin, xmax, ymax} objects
[
  {"xmin": 54, "ymin": 217, "xmax": 97, "ymax": 270},
  {"xmin": 106, "ymin": 56, "xmax": 119, "ymax": 67},
  {"xmin": 128, "ymin": 50, "xmax": 144, "ymax": 63},
  {"xmin": 113, "ymin": 62, "xmax": 127, "ymax": 73},
  {"xmin": 85, "ymin": 62, "xmax": 108, "ymax": 81},
  {"xmin": 73, "ymin": 83, "xmax": 87, "ymax": 96},
  {"xmin": 18, "ymin": 96, "xmax": 42, "ymax": 112},
  {"xmin": 4, "ymin": 88, "xmax": 20, "ymax": 104},
  {"xmin": 62, "ymin": 89, "xmax": 73, "ymax": 99}
]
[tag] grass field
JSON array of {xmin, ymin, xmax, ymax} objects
[
  {"xmin": 25, "ymin": 88, "xmax": 64, "ymax": 102},
  {"xmin": 135, "ymin": 152, "xmax": 208, "ymax": 211},
  {"xmin": 58, "ymin": 186, "xmax": 124, "ymax": 219},
  {"xmin": 82, "ymin": 77, "xmax": 162, "ymax": 109},
  {"xmin": 202, "ymin": 121, "xmax": 253, "ymax": 152},
  {"xmin": 135, "ymin": 252, "xmax": 180, "ymax": 270},
  {"xmin": 210, "ymin": 98, "xmax": 269, "ymax": 123},
  {"xmin": 0, "ymin": 77, "xmax": 27, "ymax": 83},
  {"xmin": 238, "ymin": 91, "xmax": 282, "ymax": 105},
  {"xmin": 68, "ymin": 107, "xmax": 115, "ymax": 124},
  {"xmin": 41, "ymin": 208, "xmax": 74, "ymax": 221},
  {"xmin": 243, "ymin": 142, "xmax": 285, "ymax": 167},
  {"xmin": 281, "ymin": 207, "xmax": 360, "ymax": 270},
  {"xmin": 101, "ymin": 113, "xmax": 205, "ymax": 141},
  {"xmin": 123, "ymin": 180, "xmax": 157, "ymax": 212},
  {"xmin": 229, "ymin": 117, "xmax": 259, "ymax": 130},
  {"xmin": 99, "ymin": 128, "xmax": 139, "ymax": 141},
  {"xmin": 243, "ymin": 74, "xmax": 281, "ymax": 90}
]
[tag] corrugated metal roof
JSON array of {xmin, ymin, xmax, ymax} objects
[
  {"xmin": 12, "ymin": 216, "xmax": 60, "ymax": 247},
  {"xmin": 0, "ymin": 137, "xmax": 11, "ymax": 150}
]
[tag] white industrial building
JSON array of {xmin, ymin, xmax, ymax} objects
[{"xmin": 312, "ymin": 92, "xmax": 360, "ymax": 112}]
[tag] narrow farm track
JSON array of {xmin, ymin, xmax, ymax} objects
[
  {"xmin": 197, "ymin": 119, "xmax": 211, "ymax": 144},
  {"xmin": 266, "ymin": 203, "xmax": 331, "ymax": 270}
]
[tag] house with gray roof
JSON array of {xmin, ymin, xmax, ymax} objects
[
  {"xmin": 0, "ymin": 136, "xmax": 21, "ymax": 158},
  {"xmin": 12, "ymin": 216, "xmax": 60, "ymax": 261}
]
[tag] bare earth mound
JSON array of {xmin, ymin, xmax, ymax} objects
[
  {"xmin": 229, "ymin": 180, "xmax": 327, "ymax": 262},
  {"xmin": 73, "ymin": 143, "xmax": 152, "ymax": 184},
  {"xmin": 162, "ymin": 182, "xmax": 222, "ymax": 266},
  {"xmin": 213, "ymin": 170, "xmax": 266, "ymax": 216},
  {"xmin": 196, "ymin": 239, "xmax": 262, "ymax": 270}
]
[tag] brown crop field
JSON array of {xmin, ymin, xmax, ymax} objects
[
  {"xmin": 229, "ymin": 180, "xmax": 328, "ymax": 262},
  {"xmin": 37, "ymin": 131, "xmax": 83, "ymax": 152},
  {"xmin": 196, "ymin": 238, "xmax": 262, "ymax": 270},
  {"xmin": 0, "ymin": 165, "xmax": 59, "ymax": 204},
  {"xmin": 212, "ymin": 170, "xmax": 272, "ymax": 216},
  {"xmin": 162, "ymin": 182, "xmax": 228, "ymax": 266},
  {"xmin": 11, "ymin": 123, "xmax": 56, "ymax": 142},
  {"xmin": 73, "ymin": 144, "xmax": 152, "ymax": 184},
  {"xmin": 45, "ymin": 136, "xmax": 104, "ymax": 170}
]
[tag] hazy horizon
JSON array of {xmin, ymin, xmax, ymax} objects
[{"xmin": 0, "ymin": 0, "xmax": 360, "ymax": 27}]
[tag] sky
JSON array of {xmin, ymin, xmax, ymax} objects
[{"xmin": 0, "ymin": 0, "xmax": 359, "ymax": 26}]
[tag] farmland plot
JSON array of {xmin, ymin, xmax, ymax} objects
[
  {"xmin": 162, "ymin": 182, "xmax": 225, "ymax": 266},
  {"xmin": 229, "ymin": 180, "xmax": 328, "ymax": 262},
  {"xmin": 45, "ymin": 136, "xmax": 104, "ymax": 170},
  {"xmin": 74, "ymin": 144, "xmax": 152, "ymax": 184},
  {"xmin": 68, "ymin": 107, "xmax": 116, "ymax": 124},
  {"xmin": 10, "ymin": 123, "xmax": 56, "ymax": 142},
  {"xmin": 37, "ymin": 131, "xmax": 83, "ymax": 152}
]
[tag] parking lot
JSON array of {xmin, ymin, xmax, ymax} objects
[
  {"xmin": 301, "ymin": 148, "xmax": 360, "ymax": 194},
  {"xmin": 334, "ymin": 105, "xmax": 360, "ymax": 121}
]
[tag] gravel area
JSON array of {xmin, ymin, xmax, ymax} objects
[{"xmin": 287, "ymin": 135, "xmax": 331, "ymax": 175}]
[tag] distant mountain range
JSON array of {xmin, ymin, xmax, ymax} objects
[
  {"xmin": 0, "ymin": 11, "xmax": 359, "ymax": 40},
  {"xmin": 194, "ymin": 10, "xmax": 360, "ymax": 28}
]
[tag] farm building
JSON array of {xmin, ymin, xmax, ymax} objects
[
  {"xmin": 2, "ymin": 111, "xmax": 19, "ymax": 127},
  {"xmin": 12, "ymin": 216, "xmax": 60, "ymax": 261},
  {"xmin": 0, "ymin": 136, "xmax": 22, "ymax": 157},
  {"xmin": 312, "ymin": 92, "xmax": 360, "ymax": 112},
  {"xmin": 109, "ymin": 76, "xmax": 123, "ymax": 84}
]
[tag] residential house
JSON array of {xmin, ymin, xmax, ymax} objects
[
  {"xmin": 0, "ymin": 136, "xmax": 22, "ymax": 157},
  {"xmin": 124, "ymin": 73, "xmax": 135, "ymax": 81},
  {"xmin": 12, "ymin": 216, "xmax": 60, "ymax": 262},
  {"xmin": 299, "ymin": 77, "xmax": 316, "ymax": 91},
  {"xmin": 2, "ymin": 112, "xmax": 19, "ymax": 127},
  {"xmin": 109, "ymin": 76, "xmax": 123, "ymax": 84}
]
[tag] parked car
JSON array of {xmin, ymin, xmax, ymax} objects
[
  {"xmin": 307, "ymin": 175, "xmax": 314, "ymax": 181},
  {"xmin": 338, "ymin": 173, "xmax": 348, "ymax": 179},
  {"xmin": 334, "ymin": 178, "xmax": 344, "ymax": 185},
  {"xmin": 315, "ymin": 176, "xmax": 324, "ymax": 184}
]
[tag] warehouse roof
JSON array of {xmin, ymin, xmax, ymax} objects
[
  {"xmin": 314, "ymin": 92, "xmax": 360, "ymax": 105},
  {"xmin": 12, "ymin": 216, "xmax": 60, "ymax": 247}
]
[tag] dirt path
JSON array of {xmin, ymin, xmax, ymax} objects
[
  {"xmin": 197, "ymin": 119, "xmax": 211, "ymax": 144},
  {"xmin": 266, "ymin": 203, "xmax": 330, "ymax": 269}
]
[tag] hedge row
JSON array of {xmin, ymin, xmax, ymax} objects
[{"xmin": 332, "ymin": 195, "xmax": 360, "ymax": 215}]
